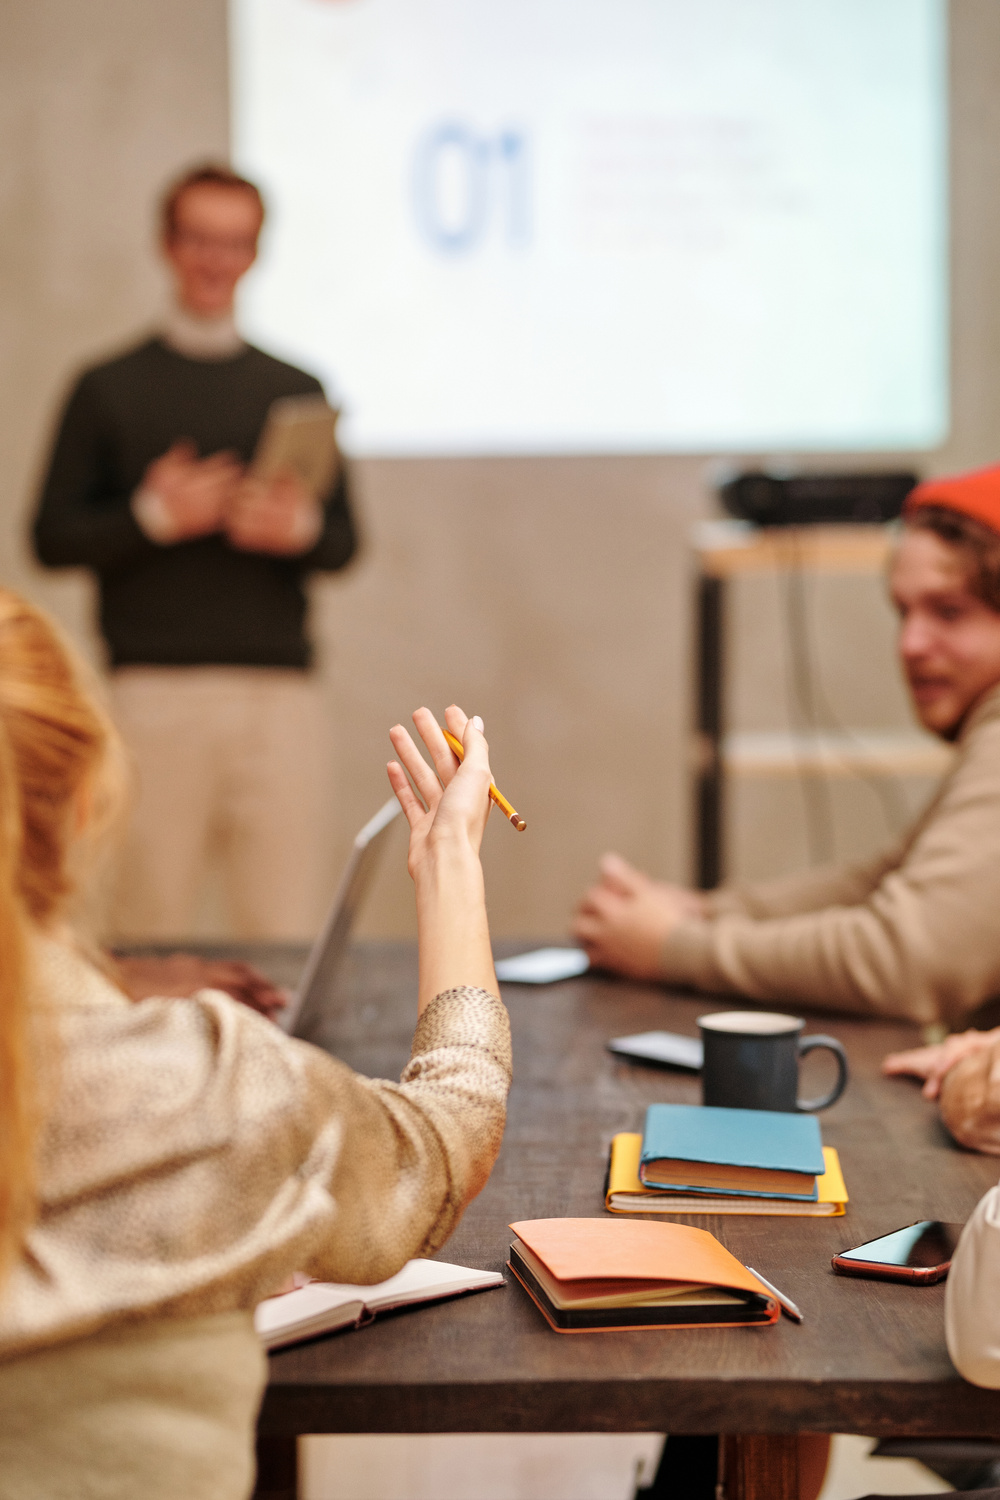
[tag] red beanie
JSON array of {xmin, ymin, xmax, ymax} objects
[{"xmin": 905, "ymin": 464, "xmax": 1000, "ymax": 535}]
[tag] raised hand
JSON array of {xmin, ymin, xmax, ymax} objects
[
  {"xmin": 387, "ymin": 706, "xmax": 492, "ymax": 872},
  {"xmin": 387, "ymin": 706, "xmax": 496, "ymax": 1012}
]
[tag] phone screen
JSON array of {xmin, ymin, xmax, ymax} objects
[{"xmin": 838, "ymin": 1221, "xmax": 963, "ymax": 1269}]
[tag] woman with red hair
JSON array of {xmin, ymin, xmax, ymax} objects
[{"xmin": 0, "ymin": 589, "xmax": 510, "ymax": 1498}]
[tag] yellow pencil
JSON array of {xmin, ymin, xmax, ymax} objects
[{"xmin": 442, "ymin": 727, "xmax": 527, "ymax": 832}]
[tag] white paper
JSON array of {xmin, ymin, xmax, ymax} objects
[{"xmin": 494, "ymin": 948, "xmax": 590, "ymax": 984}]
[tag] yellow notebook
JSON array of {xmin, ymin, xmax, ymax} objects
[{"xmin": 606, "ymin": 1134, "xmax": 847, "ymax": 1217}]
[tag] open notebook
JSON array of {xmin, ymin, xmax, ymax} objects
[{"xmin": 255, "ymin": 1259, "xmax": 504, "ymax": 1351}]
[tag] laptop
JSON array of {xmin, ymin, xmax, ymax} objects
[{"xmin": 279, "ymin": 796, "xmax": 402, "ymax": 1038}]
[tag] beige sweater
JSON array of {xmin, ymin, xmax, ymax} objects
[
  {"xmin": 1, "ymin": 938, "xmax": 511, "ymax": 1360},
  {"xmin": 664, "ymin": 684, "xmax": 1000, "ymax": 1027},
  {"xmin": 0, "ymin": 1312, "xmax": 264, "ymax": 1500},
  {"xmin": 0, "ymin": 938, "xmax": 511, "ymax": 1499}
]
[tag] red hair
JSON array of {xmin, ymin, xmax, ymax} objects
[
  {"xmin": 160, "ymin": 163, "xmax": 265, "ymax": 242},
  {"xmin": 0, "ymin": 591, "xmax": 122, "ymax": 1283}
]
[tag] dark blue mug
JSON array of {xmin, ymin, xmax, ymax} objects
[{"xmin": 699, "ymin": 1010, "xmax": 848, "ymax": 1113}]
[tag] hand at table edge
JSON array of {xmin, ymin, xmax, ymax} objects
[
  {"xmin": 882, "ymin": 1026, "xmax": 1000, "ymax": 1099},
  {"xmin": 113, "ymin": 952, "xmax": 289, "ymax": 1021}
]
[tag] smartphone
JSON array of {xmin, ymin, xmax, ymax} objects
[
  {"xmin": 606, "ymin": 1031, "xmax": 703, "ymax": 1071},
  {"xmin": 831, "ymin": 1220, "xmax": 964, "ymax": 1284}
]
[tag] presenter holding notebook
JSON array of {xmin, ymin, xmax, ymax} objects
[{"xmin": 32, "ymin": 163, "xmax": 357, "ymax": 941}]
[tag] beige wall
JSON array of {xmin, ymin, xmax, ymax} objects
[
  {"xmin": 2, "ymin": 0, "xmax": 1000, "ymax": 939},
  {"xmin": 0, "ymin": 0, "xmax": 229, "ymax": 640}
]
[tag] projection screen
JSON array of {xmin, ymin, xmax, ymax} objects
[{"xmin": 231, "ymin": 0, "xmax": 947, "ymax": 456}]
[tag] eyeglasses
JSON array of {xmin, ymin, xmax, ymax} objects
[{"xmin": 168, "ymin": 229, "xmax": 259, "ymax": 256}]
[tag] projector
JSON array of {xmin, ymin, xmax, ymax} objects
[{"xmin": 719, "ymin": 470, "xmax": 919, "ymax": 527}]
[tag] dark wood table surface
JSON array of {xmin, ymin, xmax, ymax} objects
[{"xmin": 230, "ymin": 941, "xmax": 1000, "ymax": 1496}]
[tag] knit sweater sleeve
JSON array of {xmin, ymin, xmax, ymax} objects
[
  {"xmin": 303, "ymin": 985, "xmax": 511, "ymax": 1283},
  {"xmin": 0, "ymin": 962, "xmax": 511, "ymax": 1359},
  {"xmin": 32, "ymin": 375, "xmax": 155, "ymax": 574},
  {"xmin": 703, "ymin": 844, "xmax": 908, "ymax": 919},
  {"xmin": 299, "ymin": 461, "xmax": 358, "ymax": 574},
  {"xmin": 663, "ymin": 719, "xmax": 1000, "ymax": 1027}
]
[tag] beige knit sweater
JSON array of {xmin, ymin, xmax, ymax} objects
[
  {"xmin": 664, "ymin": 684, "xmax": 1000, "ymax": 1027},
  {"xmin": 0, "ymin": 938, "xmax": 511, "ymax": 1499},
  {"xmin": 0, "ymin": 938, "xmax": 512, "ymax": 1362}
]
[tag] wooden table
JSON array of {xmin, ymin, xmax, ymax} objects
[{"xmin": 244, "ymin": 941, "xmax": 1000, "ymax": 1500}]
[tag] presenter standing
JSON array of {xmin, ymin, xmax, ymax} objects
[{"xmin": 33, "ymin": 164, "xmax": 357, "ymax": 940}]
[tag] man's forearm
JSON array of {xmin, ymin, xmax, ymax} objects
[
  {"xmin": 33, "ymin": 496, "xmax": 155, "ymax": 573},
  {"xmin": 300, "ymin": 471, "xmax": 358, "ymax": 571},
  {"xmin": 663, "ymin": 900, "xmax": 949, "ymax": 1025},
  {"xmin": 34, "ymin": 377, "xmax": 158, "ymax": 573},
  {"xmin": 705, "ymin": 845, "xmax": 905, "ymax": 921}
]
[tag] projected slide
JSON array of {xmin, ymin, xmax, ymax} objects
[{"xmin": 231, "ymin": 0, "xmax": 947, "ymax": 455}]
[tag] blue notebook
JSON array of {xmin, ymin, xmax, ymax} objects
[{"xmin": 640, "ymin": 1104, "xmax": 824, "ymax": 1202}]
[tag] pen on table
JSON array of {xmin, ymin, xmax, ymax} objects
[
  {"xmin": 746, "ymin": 1268, "xmax": 803, "ymax": 1323},
  {"xmin": 442, "ymin": 727, "xmax": 527, "ymax": 831}
]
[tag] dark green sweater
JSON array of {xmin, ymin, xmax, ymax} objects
[{"xmin": 33, "ymin": 338, "xmax": 357, "ymax": 668}]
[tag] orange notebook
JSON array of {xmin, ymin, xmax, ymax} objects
[{"xmin": 507, "ymin": 1217, "xmax": 779, "ymax": 1333}]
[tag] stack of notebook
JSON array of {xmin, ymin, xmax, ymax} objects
[
  {"xmin": 606, "ymin": 1103, "xmax": 848, "ymax": 1217},
  {"xmin": 507, "ymin": 1217, "xmax": 780, "ymax": 1332}
]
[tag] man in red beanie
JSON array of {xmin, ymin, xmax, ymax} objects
[{"xmin": 574, "ymin": 464, "xmax": 1000, "ymax": 1032}]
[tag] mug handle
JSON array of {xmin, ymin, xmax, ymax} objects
[{"xmin": 796, "ymin": 1035, "xmax": 849, "ymax": 1111}]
